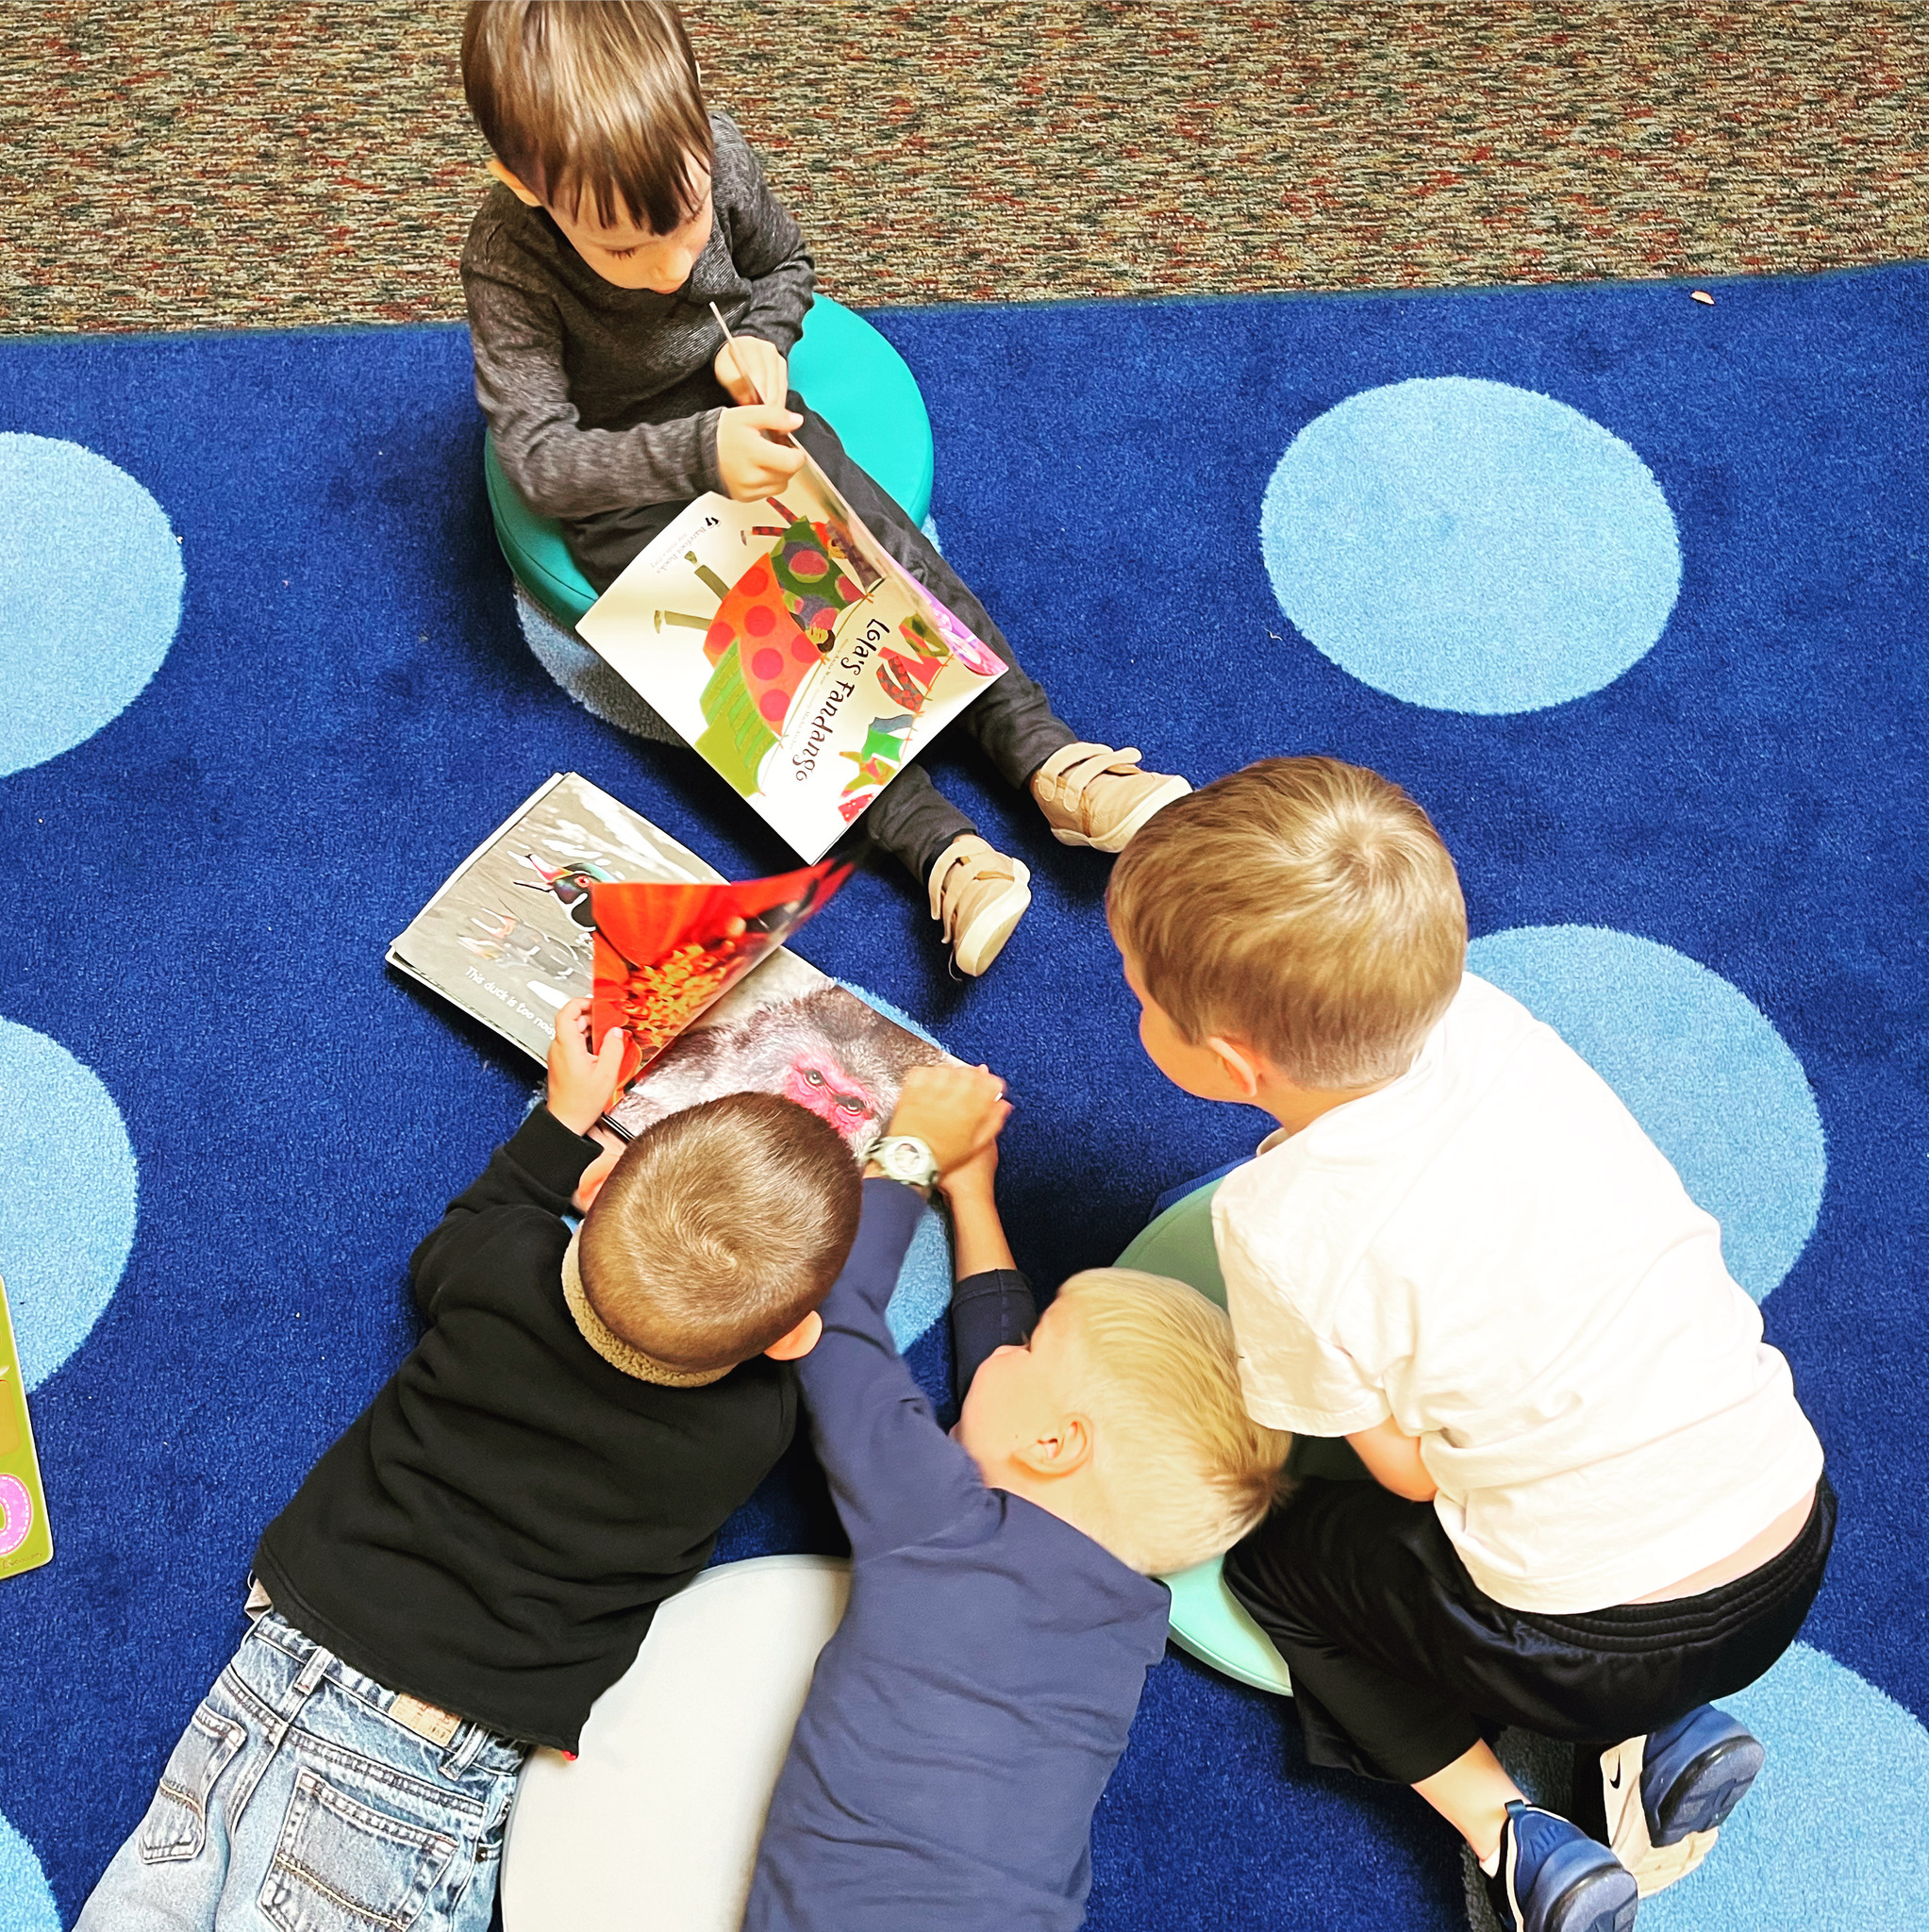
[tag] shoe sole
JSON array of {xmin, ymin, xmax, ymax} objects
[
  {"xmin": 951, "ymin": 879, "xmax": 1031, "ymax": 976},
  {"xmin": 1500, "ymin": 1841, "xmax": 1639, "ymax": 1932},
  {"xmin": 1603, "ymin": 1733, "xmax": 1763, "ymax": 1897},
  {"xmin": 1048, "ymin": 775, "xmax": 1192, "ymax": 853},
  {"xmin": 1546, "ymin": 1868, "xmax": 1640, "ymax": 1932},
  {"xmin": 1654, "ymin": 1735, "xmax": 1764, "ymax": 1842}
]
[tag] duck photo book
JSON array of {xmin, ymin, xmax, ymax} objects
[
  {"xmin": 387, "ymin": 773, "xmax": 948, "ymax": 1152},
  {"xmin": 574, "ymin": 453, "xmax": 1007, "ymax": 862}
]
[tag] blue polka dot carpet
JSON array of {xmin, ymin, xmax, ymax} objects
[{"xmin": 2, "ymin": 262, "xmax": 1926, "ymax": 1930}]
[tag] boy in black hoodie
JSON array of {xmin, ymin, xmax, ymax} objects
[{"xmin": 77, "ymin": 998, "xmax": 865, "ymax": 1932}]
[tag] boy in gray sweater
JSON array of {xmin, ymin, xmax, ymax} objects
[{"xmin": 459, "ymin": 1, "xmax": 1189, "ymax": 974}]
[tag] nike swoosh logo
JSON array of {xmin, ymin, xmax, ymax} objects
[{"xmin": 1606, "ymin": 1762, "xmax": 1624, "ymax": 1791}]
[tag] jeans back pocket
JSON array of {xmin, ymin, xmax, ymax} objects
[
  {"xmin": 260, "ymin": 1768, "xmax": 456, "ymax": 1932},
  {"xmin": 138, "ymin": 1703, "xmax": 248, "ymax": 1864}
]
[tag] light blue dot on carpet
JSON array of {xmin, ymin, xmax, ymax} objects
[
  {"xmin": 1640, "ymin": 1644, "xmax": 1929, "ymax": 1932},
  {"xmin": 0, "ymin": 433, "xmax": 183, "ymax": 775},
  {"xmin": 0, "ymin": 1017, "xmax": 140, "ymax": 1387},
  {"xmin": 0, "ymin": 1807, "xmax": 60, "ymax": 1932},
  {"xmin": 1260, "ymin": 377, "xmax": 1681, "ymax": 712},
  {"xmin": 839, "ymin": 979, "xmax": 954, "ymax": 1351},
  {"xmin": 1467, "ymin": 928, "xmax": 1823, "ymax": 1301},
  {"xmin": 887, "ymin": 1206, "xmax": 953, "ymax": 1353}
]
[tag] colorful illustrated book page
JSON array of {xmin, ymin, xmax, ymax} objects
[
  {"xmin": 574, "ymin": 454, "xmax": 1007, "ymax": 862},
  {"xmin": 587, "ymin": 861, "xmax": 851, "ymax": 1087},
  {"xmin": 0, "ymin": 1275, "xmax": 54, "ymax": 1581},
  {"xmin": 388, "ymin": 775, "xmax": 946, "ymax": 1163}
]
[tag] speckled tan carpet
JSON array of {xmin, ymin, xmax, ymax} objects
[{"xmin": 3, "ymin": 0, "xmax": 1925, "ymax": 335}]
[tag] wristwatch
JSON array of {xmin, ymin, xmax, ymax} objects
[{"xmin": 868, "ymin": 1134, "xmax": 940, "ymax": 1193}]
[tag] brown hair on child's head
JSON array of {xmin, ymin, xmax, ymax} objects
[
  {"xmin": 1056, "ymin": 1269, "xmax": 1291, "ymax": 1576},
  {"xmin": 461, "ymin": 1, "xmax": 713, "ymax": 234},
  {"xmin": 1106, "ymin": 756, "xmax": 1468, "ymax": 1091},
  {"xmin": 580, "ymin": 1092, "xmax": 860, "ymax": 1374}
]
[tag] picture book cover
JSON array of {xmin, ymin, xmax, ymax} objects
[
  {"xmin": 0, "ymin": 1274, "xmax": 53, "ymax": 1582},
  {"xmin": 389, "ymin": 775, "xmax": 949, "ymax": 1160},
  {"xmin": 574, "ymin": 454, "xmax": 1007, "ymax": 862}
]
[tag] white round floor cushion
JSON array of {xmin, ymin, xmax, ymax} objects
[{"xmin": 503, "ymin": 1554, "xmax": 852, "ymax": 1931}]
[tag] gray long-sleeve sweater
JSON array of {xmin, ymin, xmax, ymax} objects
[{"xmin": 460, "ymin": 111, "xmax": 814, "ymax": 521}]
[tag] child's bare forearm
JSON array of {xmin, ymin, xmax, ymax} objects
[
  {"xmin": 1347, "ymin": 1414, "xmax": 1438, "ymax": 1502},
  {"xmin": 944, "ymin": 1184, "xmax": 1017, "ymax": 1280}
]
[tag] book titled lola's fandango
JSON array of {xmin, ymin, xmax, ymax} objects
[
  {"xmin": 387, "ymin": 774, "xmax": 947, "ymax": 1156},
  {"xmin": 574, "ymin": 454, "xmax": 1006, "ymax": 862}
]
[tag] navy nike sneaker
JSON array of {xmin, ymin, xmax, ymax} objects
[
  {"xmin": 1486, "ymin": 1799, "xmax": 1639, "ymax": 1932},
  {"xmin": 1600, "ymin": 1704, "xmax": 1766, "ymax": 1895}
]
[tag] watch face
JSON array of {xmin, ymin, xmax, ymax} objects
[{"xmin": 881, "ymin": 1137, "xmax": 936, "ymax": 1183}]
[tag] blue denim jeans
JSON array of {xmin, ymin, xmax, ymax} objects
[{"xmin": 76, "ymin": 1608, "xmax": 526, "ymax": 1932}]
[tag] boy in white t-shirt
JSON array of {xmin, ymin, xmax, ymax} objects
[{"xmin": 1106, "ymin": 757, "xmax": 1831, "ymax": 1932}]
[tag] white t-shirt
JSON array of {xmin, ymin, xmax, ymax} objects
[{"xmin": 1213, "ymin": 973, "xmax": 1823, "ymax": 1614}]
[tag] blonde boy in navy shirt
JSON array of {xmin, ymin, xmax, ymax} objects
[
  {"xmin": 1107, "ymin": 757, "xmax": 1830, "ymax": 1932},
  {"xmin": 745, "ymin": 1062, "xmax": 1290, "ymax": 1931}
]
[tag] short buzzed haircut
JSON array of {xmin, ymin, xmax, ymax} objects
[
  {"xmin": 1107, "ymin": 756, "xmax": 1468, "ymax": 1091},
  {"xmin": 461, "ymin": 0, "xmax": 714, "ymax": 234},
  {"xmin": 580, "ymin": 1092, "xmax": 860, "ymax": 1374},
  {"xmin": 1054, "ymin": 1269, "xmax": 1291, "ymax": 1577}
]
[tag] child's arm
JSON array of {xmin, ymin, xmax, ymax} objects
[
  {"xmin": 464, "ymin": 261, "xmax": 730, "ymax": 519},
  {"xmin": 1347, "ymin": 1415, "xmax": 1439, "ymax": 1503},
  {"xmin": 939, "ymin": 1137, "xmax": 1039, "ymax": 1394},
  {"xmin": 794, "ymin": 1067, "xmax": 1011, "ymax": 1557},
  {"xmin": 407, "ymin": 1000, "xmax": 624, "ymax": 1316},
  {"xmin": 707, "ymin": 112, "xmax": 815, "ymax": 386}
]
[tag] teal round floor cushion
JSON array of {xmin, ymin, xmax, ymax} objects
[
  {"xmin": 1116, "ymin": 1177, "xmax": 1295, "ymax": 1697},
  {"xmin": 485, "ymin": 295, "xmax": 936, "ymax": 634}
]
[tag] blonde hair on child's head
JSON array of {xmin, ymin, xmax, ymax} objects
[
  {"xmin": 1106, "ymin": 756, "xmax": 1468, "ymax": 1091},
  {"xmin": 462, "ymin": 1, "xmax": 713, "ymax": 233},
  {"xmin": 1053, "ymin": 1269, "xmax": 1291, "ymax": 1576},
  {"xmin": 579, "ymin": 1092, "xmax": 860, "ymax": 1374}
]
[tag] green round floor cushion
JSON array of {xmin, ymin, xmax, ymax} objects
[
  {"xmin": 484, "ymin": 295, "xmax": 936, "ymax": 629},
  {"xmin": 1116, "ymin": 1176, "xmax": 1296, "ymax": 1697}
]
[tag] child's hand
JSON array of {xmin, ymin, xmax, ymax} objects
[
  {"xmin": 546, "ymin": 996, "xmax": 628, "ymax": 1137},
  {"xmin": 885, "ymin": 1063, "xmax": 1010, "ymax": 1180},
  {"xmin": 713, "ymin": 334, "xmax": 789, "ymax": 409},
  {"xmin": 717, "ymin": 405, "xmax": 807, "ymax": 500},
  {"xmin": 939, "ymin": 1133, "xmax": 999, "ymax": 1205},
  {"xmin": 571, "ymin": 1127, "xmax": 625, "ymax": 1214}
]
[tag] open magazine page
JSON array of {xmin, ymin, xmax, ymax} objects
[
  {"xmin": 587, "ymin": 858, "xmax": 852, "ymax": 1085},
  {"xmin": 574, "ymin": 459, "xmax": 1006, "ymax": 862},
  {"xmin": 606, "ymin": 948, "xmax": 949, "ymax": 1161},
  {"xmin": 386, "ymin": 773, "xmax": 723, "ymax": 1063}
]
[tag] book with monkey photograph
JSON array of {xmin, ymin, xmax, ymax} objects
[{"xmin": 387, "ymin": 773, "xmax": 950, "ymax": 1156}]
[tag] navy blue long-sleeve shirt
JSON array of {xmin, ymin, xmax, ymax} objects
[{"xmin": 744, "ymin": 1182, "xmax": 1171, "ymax": 1932}]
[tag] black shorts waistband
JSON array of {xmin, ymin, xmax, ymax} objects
[{"xmin": 1522, "ymin": 1471, "xmax": 1835, "ymax": 1648}]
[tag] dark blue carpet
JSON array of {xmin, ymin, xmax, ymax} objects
[{"xmin": 1, "ymin": 262, "xmax": 1925, "ymax": 1929}]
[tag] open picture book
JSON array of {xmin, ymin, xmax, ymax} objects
[
  {"xmin": 574, "ymin": 451, "xmax": 1006, "ymax": 862},
  {"xmin": 387, "ymin": 773, "xmax": 949, "ymax": 1150}
]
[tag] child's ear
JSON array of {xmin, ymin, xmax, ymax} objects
[
  {"xmin": 1204, "ymin": 1034, "xmax": 1266, "ymax": 1101},
  {"xmin": 487, "ymin": 158, "xmax": 543, "ymax": 208},
  {"xmin": 763, "ymin": 1309, "xmax": 823, "ymax": 1362},
  {"xmin": 1013, "ymin": 1413, "xmax": 1093, "ymax": 1479}
]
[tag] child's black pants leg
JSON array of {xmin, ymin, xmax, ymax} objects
[{"xmin": 1224, "ymin": 1473, "xmax": 1837, "ymax": 1825}]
